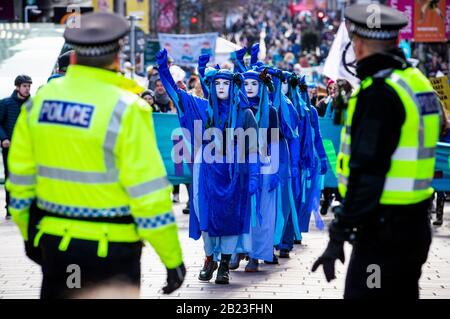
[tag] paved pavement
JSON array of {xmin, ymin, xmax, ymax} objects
[{"xmin": 0, "ymin": 184, "xmax": 449, "ymax": 299}]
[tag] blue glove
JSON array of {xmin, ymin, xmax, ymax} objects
[
  {"xmin": 156, "ymin": 49, "xmax": 168, "ymax": 69},
  {"xmin": 269, "ymin": 174, "xmax": 279, "ymax": 192},
  {"xmin": 198, "ymin": 54, "xmax": 210, "ymax": 78},
  {"xmin": 198, "ymin": 54, "xmax": 210, "ymax": 68},
  {"xmin": 249, "ymin": 163, "xmax": 259, "ymax": 195},
  {"xmin": 320, "ymin": 159, "xmax": 328, "ymax": 175},
  {"xmin": 250, "ymin": 43, "xmax": 260, "ymax": 65},
  {"xmin": 235, "ymin": 47, "xmax": 247, "ymax": 61},
  {"xmin": 249, "ymin": 178, "xmax": 258, "ymax": 195}
]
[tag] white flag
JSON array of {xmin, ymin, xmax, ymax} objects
[{"xmin": 323, "ymin": 22, "xmax": 359, "ymax": 88}]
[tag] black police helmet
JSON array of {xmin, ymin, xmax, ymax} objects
[{"xmin": 15, "ymin": 75, "xmax": 32, "ymax": 86}]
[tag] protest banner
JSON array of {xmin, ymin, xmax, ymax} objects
[
  {"xmin": 430, "ymin": 76, "xmax": 450, "ymax": 112},
  {"xmin": 158, "ymin": 33, "xmax": 218, "ymax": 66}
]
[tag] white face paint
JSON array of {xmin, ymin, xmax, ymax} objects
[
  {"xmin": 282, "ymin": 82, "xmax": 288, "ymax": 95},
  {"xmin": 215, "ymin": 79, "xmax": 230, "ymax": 100},
  {"xmin": 244, "ymin": 79, "xmax": 259, "ymax": 98}
]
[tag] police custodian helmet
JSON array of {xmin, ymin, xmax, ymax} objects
[
  {"xmin": 345, "ymin": 4, "xmax": 408, "ymax": 40},
  {"xmin": 63, "ymin": 13, "xmax": 129, "ymax": 57}
]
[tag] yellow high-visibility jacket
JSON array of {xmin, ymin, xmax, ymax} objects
[{"xmin": 6, "ymin": 64, "xmax": 183, "ymax": 268}]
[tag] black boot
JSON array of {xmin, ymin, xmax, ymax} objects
[
  {"xmin": 279, "ymin": 249, "xmax": 290, "ymax": 258},
  {"xmin": 198, "ymin": 255, "xmax": 218, "ymax": 281},
  {"xmin": 215, "ymin": 254, "xmax": 231, "ymax": 284}
]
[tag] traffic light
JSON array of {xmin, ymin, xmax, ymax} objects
[
  {"xmin": 191, "ymin": 16, "xmax": 198, "ymax": 24},
  {"xmin": 317, "ymin": 10, "xmax": 325, "ymax": 20},
  {"xmin": 316, "ymin": 10, "xmax": 325, "ymax": 29}
]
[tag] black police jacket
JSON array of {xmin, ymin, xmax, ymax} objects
[{"xmin": 336, "ymin": 48, "xmax": 430, "ymax": 233}]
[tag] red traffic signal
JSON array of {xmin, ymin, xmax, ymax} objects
[
  {"xmin": 317, "ymin": 11, "xmax": 325, "ymax": 19},
  {"xmin": 191, "ymin": 16, "xmax": 198, "ymax": 24}
]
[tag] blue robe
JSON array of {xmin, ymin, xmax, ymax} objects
[
  {"xmin": 271, "ymin": 90, "xmax": 302, "ymax": 245},
  {"xmin": 299, "ymin": 106, "xmax": 327, "ymax": 232},
  {"xmin": 235, "ymin": 99, "xmax": 279, "ymax": 262}
]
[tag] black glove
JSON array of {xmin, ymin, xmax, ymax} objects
[
  {"xmin": 311, "ymin": 239, "xmax": 345, "ymax": 282},
  {"xmin": 162, "ymin": 263, "xmax": 186, "ymax": 294}
]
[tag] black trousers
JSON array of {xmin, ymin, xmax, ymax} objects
[
  {"xmin": 2, "ymin": 148, "xmax": 10, "ymax": 216},
  {"xmin": 344, "ymin": 200, "xmax": 432, "ymax": 299},
  {"xmin": 38, "ymin": 234, "xmax": 142, "ymax": 299}
]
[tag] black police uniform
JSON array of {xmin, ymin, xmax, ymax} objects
[{"xmin": 313, "ymin": 4, "xmax": 433, "ymax": 299}]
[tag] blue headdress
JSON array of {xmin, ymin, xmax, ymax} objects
[
  {"xmin": 261, "ymin": 67, "xmax": 298, "ymax": 138},
  {"xmin": 299, "ymin": 75, "xmax": 311, "ymax": 110},
  {"xmin": 204, "ymin": 68, "xmax": 247, "ymax": 178},
  {"xmin": 242, "ymin": 70, "xmax": 272, "ymax": 129},
  {"xmin": 286, "ymin": 72, "xmax": 307, "ymax": 118}
]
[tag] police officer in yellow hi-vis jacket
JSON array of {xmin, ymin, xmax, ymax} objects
[
  {"xmin": 6, "ymin": 12, "xmax": 185, "ymax": 299},
  {"xmin": 312, "ymin": 4, "xmax": 441, "ymax": 299}
]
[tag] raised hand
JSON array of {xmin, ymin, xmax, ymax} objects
[
  {"xmin": 156, "ymin": 48, "xmax": 168, "ymax": 68},
  {"xmin": 198, "ymin": 54, "xmax": 210, "ymax": 68},
  {"xmin": 250, "ymin": 43, "xmax": 260, "ymax": 65},
  {"xmin": 235, "ymin": 47, "xmax": 247, "ymax": 61}
]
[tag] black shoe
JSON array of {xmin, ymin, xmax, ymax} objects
[
  {"xmin": 264, "ymin": 254, "xmax": 279, "ymax": 265},
  {"xmin": 433, "ymin": 218, "xmax": 443, "ymax": 226},
  {"xmin": 293, "ymin": 240, "xmax": 302, "ymax": 245},
  {"xmin": 215, "ymin": 254, "xmax": 231, "ymax": 284},
  {"xmin": 198, "ymin": 256, "xmax": 218, "ymax": 281},
  {"xmin": 182, "ymin": 207, "xmax": 190, "ymax": 215},
  {"xmin": 279, "ymin": 249, "xmax": 290, "ymax": 258}
]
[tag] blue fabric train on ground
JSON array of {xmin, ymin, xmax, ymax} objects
[{"xmin": 156, "ymin": 48, "xmax": 258, "ymax": 285}]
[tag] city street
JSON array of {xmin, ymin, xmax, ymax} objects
[{"xmin": 1, "ymin": 185, "xmax": 449, "ymax": 299}]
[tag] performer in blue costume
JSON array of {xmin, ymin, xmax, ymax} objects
[
  {"xmin": 231, "ymin": 68, "xmax": 280, "ymax": 272},
  {"xmin": 262, "ymin": 67, "xmax": 302, "ymax": 259},
  {"xmin": 298, "ymin": 76, "xmax": 327, "ymax": 233},
  {"xmin": 156, "ymin": 49, "xmax": 258, "ymax": 285},
  {"xmin": 287, "ymin": 73, "xmax": 326, "ymax": 236},
  {"xmin": 245, "ymin": 44, "xmax": 302, "ymax": 259}
]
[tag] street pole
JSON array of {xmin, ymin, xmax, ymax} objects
[
  {"xmin": 150, "ymin": 0, "xmax": 158, "ymax": 36},
  {"xmin": 129, "ymin": 15, "xmax": 136, "ymax": 79},
  {"xmin": 338, "ymin": 0, "xmax": 346, "ymax": 21},
  {"xmin": 127, "ymin": 15, "xmax": 143, "ymax": 80}
]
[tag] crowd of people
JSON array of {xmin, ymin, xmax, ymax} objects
[{"xmin": 223, "ymin": 0, "xmax": 340, "ymax": 89}]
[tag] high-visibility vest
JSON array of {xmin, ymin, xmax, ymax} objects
[
  {"xmin": 337, "ymin": 67, "xmax": 441, "ymax": 205},
  {"xmin": 6, "ymin": 64, "xmax": 182, "ymax": 268}
]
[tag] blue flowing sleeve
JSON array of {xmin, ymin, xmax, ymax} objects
[
  {"xmin": 310, "ymin": 106, "xmax": 326, "ymax": 161},
  {"xmin": 280, "ymin": 98, "xmax": 299, "ymax": 141},
  {"xmin": 158, "ymin": 63, "xmax": 209, "ymax": 136},
  {"xmin": 197, "ymin": 63, "xmax": 210, "ymax": 99}
]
